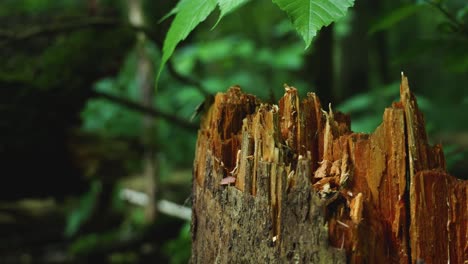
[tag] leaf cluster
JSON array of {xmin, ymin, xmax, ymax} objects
[{"xmin": 157, "ymin": 0, "xmax": 355, "ymax": 84}]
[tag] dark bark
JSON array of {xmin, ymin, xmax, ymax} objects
[
  {"xmin": 338, "ymin": 0, "xmax": 370, "ymax": 101},
  {"xmin": 302, "ymin": 26, "xmax": 334, "ymax": 105}
]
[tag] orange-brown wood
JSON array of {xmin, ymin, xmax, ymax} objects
[{"xmin": 191, "ymin": 75, "xmax": 467, "ymax": 263}]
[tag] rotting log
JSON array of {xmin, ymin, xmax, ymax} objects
[{"xmin": 191, "ymin": 75, "xmax": 467, "ymax": 263}]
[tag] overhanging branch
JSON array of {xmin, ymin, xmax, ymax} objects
[{"xmin": 0, "ymin": 17, "xmax": 119, "ymax": 42}]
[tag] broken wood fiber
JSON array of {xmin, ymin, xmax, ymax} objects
[{"xmin": 191, "ymin": 76, "xmax": 467, "ymax": 264}]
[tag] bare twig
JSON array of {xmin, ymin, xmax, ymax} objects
[
  {"xmin": 425, "ymin": 0, "xmax": 468, "ymax": 37},
  {"xmin": 92, "ymin": 90, "xmax": 198, "ymax": 131},
  {"xmin": 152, "ymin": 37, "xmax": 211, "ymax": 97},
  {"xmin": 0, "ymin": 17, "xmax": 118, "ymax": 42},
  {"xmin": 166, "ymin": 60, "xmax": 211, "ymax": 97}
]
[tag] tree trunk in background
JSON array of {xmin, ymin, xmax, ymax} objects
[
  {"xmin": 191, "ymin": 76, "xmax": 467, "ymax": 263},
  {"xmin": 128, "ymin": 0, "xmax": 157, "ymax": 222},
  {"xmin": 303, "ymin": 26, "xmax": 334, "ymax": 105},
  {"xmin": 370, "ymin": 0, "xmax": 391, "ymax": 85},
  {"xmin": 337, "ymin": 0, "xmax": 370, "ymax": 100}
]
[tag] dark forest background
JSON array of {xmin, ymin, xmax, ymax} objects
[{"xmin": 0, "ymin": 0, "xmax": 466, "ymax": 263}]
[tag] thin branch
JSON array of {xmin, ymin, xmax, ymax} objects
[
  {"xmin": 425, "ymin": 0, "xmax": 468, "ymax": 37},
  {"xmin": 152, "ymin": 34, "xmax": 211, "ymax": 97},
  {"xmin": 0, "ymin": 17, "xmax": 118, "ymax": 42},
  {"xmin": 0, "ymin": 16, "xmax": 156, "ymax": 48},
  {"xmin": 92, "ymin": 90, "xmax": 198, "ymax": 131},
  {"xmin": 166, "ymin": 60, "xmax": 211, "ymax": 97}
]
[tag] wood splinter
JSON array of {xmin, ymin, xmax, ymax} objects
[{"xmin": 192, "ymin": 78, "xmax": 467, "ymax": 264}]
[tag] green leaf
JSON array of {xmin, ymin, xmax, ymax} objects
[
  {"xmin": 156, "ymin": 0, "xmax": 218, "ymax": 86},
  {"xmin": 272, "ymin": 0, "xmax": 354, "ymax": 48},
  {"xmin": 337, "ymin": 93, "xmax": 373, "ymax": 113},
  {"xmin": 368, "ymin": 4, "xmax": 422, "ymax": 34},
  {"xmin": 456, "ymin": 5, "xmax": 468, "ymax": 21},
  {"xmin": 214, "ymin": 0, "xmax": 251, "ymax": 27},
  {"xmin": 65, "ymin": 181, "xmax": 102, "ymax": 237},
  {"xmin": 158, "ymin": 4, "xmax": 179, "ymax": 24}
]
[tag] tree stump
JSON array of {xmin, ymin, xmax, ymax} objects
[{"xmin": 191, "ymin": 75, "xmax": 467, "ymax": 263}]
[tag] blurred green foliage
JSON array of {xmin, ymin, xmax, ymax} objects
[
  {"xmin": 65, "ymin": 180, "xmax": 102, "ymax": 237},
  {"xmin": 337, "ymin": 82, "xmax": 400, "ymax": 133},
  {"xmin": 162, "ymin": 222, "xmax": 191, "ymax": 264}
]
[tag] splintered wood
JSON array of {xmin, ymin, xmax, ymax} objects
[{"xmin": 191, "ymin": 76, "xmax": 467, "ymax": 264}]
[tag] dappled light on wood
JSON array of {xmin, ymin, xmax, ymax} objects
[{"xmin": 191, "ymin": 75, "xmax": 467, "ymax": 263}]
